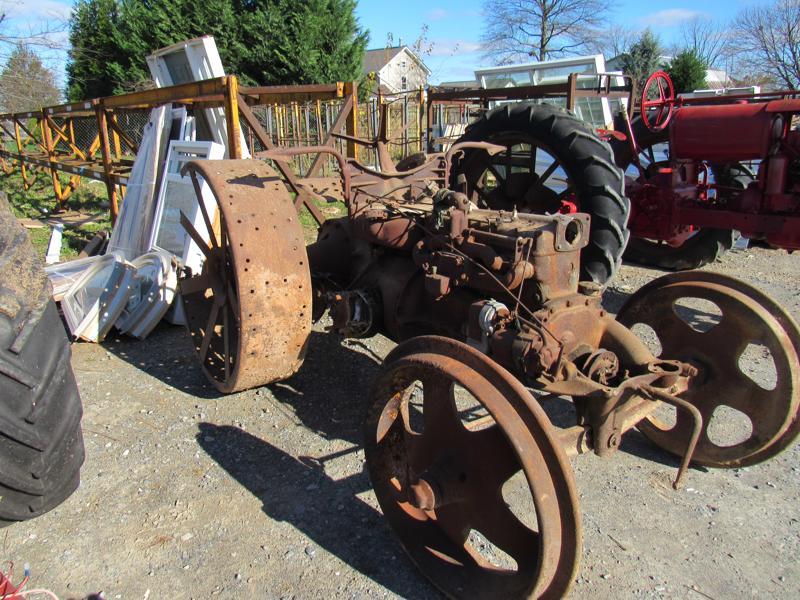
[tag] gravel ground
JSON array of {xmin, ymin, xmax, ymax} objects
[{"xmin": 3, "ymin": 245, "xmax": 800, "ymax": 599}]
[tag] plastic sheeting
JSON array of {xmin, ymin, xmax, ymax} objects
[
  {"xmin": 115, "ymin": 250, "xmax": 178, "ymax": 339},
  {"xmin": 61, "ymin": 253, "xmax": 136, "ymax": 342}
]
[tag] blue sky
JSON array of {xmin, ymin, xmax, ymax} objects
[
  {"xmin": 356, "ymin": 0, "xmax": 772, "ymax": 82},
  {"xmin": 0, "ymin": 0, "xmax": 774, "ymax": 86}
]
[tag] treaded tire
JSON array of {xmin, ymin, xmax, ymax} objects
[
  {"xmin": 0, "ymin": 193, "xmax": 84, "ymax": 525},
  {"xmin": 610, "ymin": 117, "xmax": 747, "ymax": 271},
  {"xmin": 451, "ymin": 102, "xmax": 630, "ymax": 285}
]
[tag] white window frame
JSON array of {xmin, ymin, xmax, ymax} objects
[{"xmin": 148, "ymin": 140, "xmax": 225, "ymax": 274}]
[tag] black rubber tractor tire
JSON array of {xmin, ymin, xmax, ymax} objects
[
  {"xmin": 610, "ymin": 117, "xmax": 750, "ymax": 271},
  {"xmin": 0, "ymin": 193, "xmax": 84, "ymax": 526},
  {"xmin": 450, "ymin": 102, "xmax": 630, "ymax": 285}
]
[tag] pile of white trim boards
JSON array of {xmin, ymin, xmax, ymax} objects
[{"xmin": 46, "ymin": 36, "xmax": 245, "ymax": 342}]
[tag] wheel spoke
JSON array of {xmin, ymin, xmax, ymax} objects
[
  {"xmin": 487, "ymin": 162, "xmax": 506, "ymax": 185},
  {"xmin": 465, "ymin": 424, "xmax": 521, "ymax": 487},
  {"xmin": 189, "ymin": 170, "xmax": 219, "ymax": 249},
  {"xmin": 226, "ymin": 280, "xmax": 240, "ymax": 319},
  {"xmin": 422, "ymin": 373, "xmax": 459, "ymax": 435},
  {"xmin": 470, "ymin": 494, "xmax": 539, "ymax": 571},
  {"xmin": 180, "ymin": 211, "xmax": 213, "ymax": 262},
  {"xmin": 687, "ymin": 318, "xmax": 746, "ymax": 357},
  {"xmin": 198, "ymin": 299, "xmax": 221, "ymax": 362},
  {"xmin": 529, "ymin": 145, "xmax": 537, "ymax": 174},
  {"xmin": 406, "ymin": 374, "xmax": 460, "ymax": 475},
  {"xmin": 524, "ymin": 160, "xmax": 560, "ymax": 204},
  {"xmin": 635, "ymin": 308, "xmax": 694, "ymax": 358},
  {"xmin": 537, "ymin": 159, "xmax": 559, "ymax": 186}
]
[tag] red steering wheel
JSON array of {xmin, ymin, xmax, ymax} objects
[{"xmin": 641, "ymin": 71, "xmax": 676, "ymax": 132}]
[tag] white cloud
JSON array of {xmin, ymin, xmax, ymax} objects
[
  {"xmin": 429, "ymin": 39, "xmax": 482, "ymax": 57},
  {"xmin": 639, "ymin": 9, "xmax": 706, "ymax": 27},
  {"xmin": 427, "ymin": 8, "xmax": 448, "ymax": 20}
]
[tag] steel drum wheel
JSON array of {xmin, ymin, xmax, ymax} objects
[
  {"xmin": 179, "ymin": 159, "xmax": 312, "ymax": 393},
  {"xmin": 365, "ymin": 336, "xmax": 581, "ymax": 599},
  {"xmin": 618, "ymin": 272, "xmax": 800, "ymax": 467}
]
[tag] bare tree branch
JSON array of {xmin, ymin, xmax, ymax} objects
[
  {"xmin": 589, "ymin": 24, "xmax": 638, "ymax": 59},
  {"xmin": 732, "ymin": 0, "xmax": 800, "ymax": 90},
  {"xmin": 680, "ymin": 16, "xmax": 731, "ymax": 68},
  {"xmin": 480, "ymin": 0, "xmax": 612, "ymax": 64}
]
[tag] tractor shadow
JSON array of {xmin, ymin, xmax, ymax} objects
[
  {"xmin": 266, "ymin": 331, "xmax": 387, "ymax": 446},
  {"xmin": 196, "ymin": 422, "xmax": 438, "ymax": 599},
  {"xmin": 100, "ymin": 320, "xmax": 225, "ymax": 399}
]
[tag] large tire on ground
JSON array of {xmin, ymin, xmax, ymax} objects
[
  {"xmin": 0, "ymin": 193, "xmax": 84, "ymax": 525},
  {"xmin": 610, "ymin": 116, "xmax": 749, "ymax": 271},
  {"xmin": 450, "ymin": 102, "xmax": 630, "ymax": 285}
]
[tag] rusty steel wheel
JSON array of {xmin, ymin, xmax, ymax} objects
[
  {"xmin": 364, "ymin": 336, "xmax": 580, "ymax": 599},
  {"xmin": 179, "ymin": 159, "xmax": 312, "ymax": 393},
  {"xmin": 618, "ymin": 272, "xmax": 800, "ymax": 468}
]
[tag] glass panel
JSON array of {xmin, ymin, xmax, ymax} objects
[{"xmin": 154, "ymin": 183, "xmax": 198, "ymax": 257}]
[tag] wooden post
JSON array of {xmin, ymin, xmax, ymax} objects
[
  {"xmin": 13, "ymin": 118, "xmax": 32, "ymax": 189},
  {"xmin": 305, "ymin": 95, "xmax": 354, "ymax": 177},
  {"xmin": 95, "ymin": 102, "xmax": 119, "ymax": 223},
  {"xmin": 109, "ymin": 113, "xmax": 122, "ymax": 158},
  {"xmin": 40, "ymin": 111, "xmax": 65, "ymax": 209},
  {"xmin": 344, "ymin": 81, "xmax": 358, "ymax": 161},
  {"xmin": 566, "ymin": 73, "xmax": 578, "ymax": 112},
  {"xmin": 223, "ymin": 75, "xmax": 242, "ymax": 159},
  {"xmin": 315, "ymin": 99, "xmax": 323, "ymax": 145},
  {"xmin": 418, "ymin": 86, "xmax": 425, "ymax": 152},
  {"xmin": 68, "ymin": 118, "xmax": 77, "ymax": 153}
]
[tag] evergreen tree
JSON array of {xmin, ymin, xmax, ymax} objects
[
  {"xmin": 65, "ymin": 0, "xmax": 369, "ymax": 100},
  {"xmin": 667, "ymin": 50, "xmax": 708, "ymax": 93},
  {"xmin": 616, "ymin": 29, "xmax": 664, "ymax": 93},
  {"xmin": 66, "ymin": 0, "xmax": 122, "ymax": 100},
  {"xmin": 0, "ymin": 44, "xmax": 61, "ymax": 111},
  {"xmin": 312, "ymin": 0, "xmax": 368, "ymax": 84}
]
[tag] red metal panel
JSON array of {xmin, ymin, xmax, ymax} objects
[
  {"xmin": 669, "ymin": 103, "xmax": 774, "ymax": 161},
  {"xmin": 766, "ymin": 98, "xmax": 800, "ymax": 113}
]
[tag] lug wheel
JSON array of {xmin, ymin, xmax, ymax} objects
[
  {"xmin": 449, "ymin": 102, "xmax": 629, "ymax": 285},
  {"xmin": 618, "ymin": 272, "xmax": 800, "ymax": 467},
  {"xmin": 179, "ymin": 159, "xmax": 312, "ymax": 393},
  {"xmin": 365, "ymin": 336, "xmax": 580, "ymax": 599}
]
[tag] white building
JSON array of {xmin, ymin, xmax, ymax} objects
[{"xmin": 362, "ymin": 46, "xmax": 431, "ymax": 95}]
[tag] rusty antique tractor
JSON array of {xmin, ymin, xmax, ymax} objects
[{"xmin": 175, "ymin": 102, "xmax": 800, "ymax": 598}]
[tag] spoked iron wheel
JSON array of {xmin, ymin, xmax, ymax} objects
[
  {"xmin": 618, "ymin": 271, "xmax": 800, "ymax": 467},
  {"xmin": 365, "ymin": 336, "xmax": 580, "ymax": 599},
  {"xmin": 179, "ymin": 159, "xmax": 312, "ymax": 393}
]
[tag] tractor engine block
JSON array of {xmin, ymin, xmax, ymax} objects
[{"xmin": 306, "ymin": 185, "xmax": 615, "ymax": 384}]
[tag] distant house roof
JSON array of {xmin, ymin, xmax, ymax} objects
[
  {"xmin": 362, "ymin": 46, "xmax": 431, "ymax": 76},
  {"xmin": 436, "ymin": 80, "xmax": 480, "ymax": 89}
]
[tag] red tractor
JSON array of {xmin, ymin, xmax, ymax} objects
[
  {"xmin": 608, "ymin": 71, "xmax": 800, "ymax": 270},
  {"xmin": 450, "ymin": 72, "xmax": 800, "ymax": 272}
]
